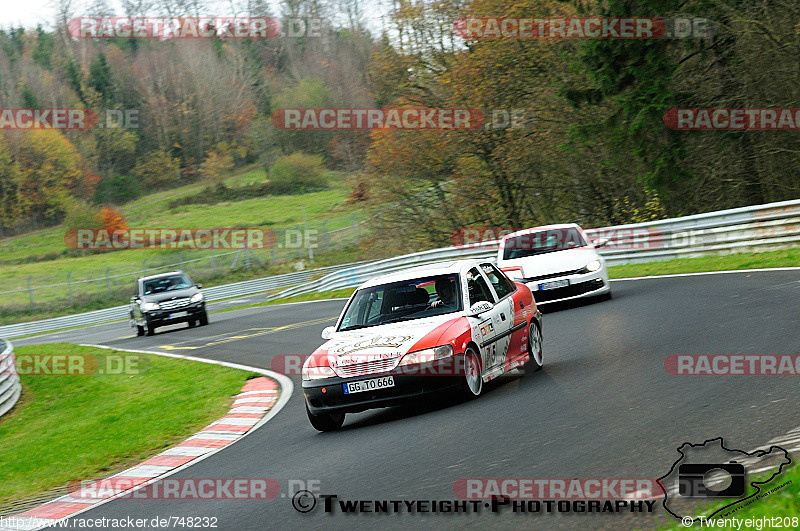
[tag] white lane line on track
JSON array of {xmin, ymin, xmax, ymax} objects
[
  {"xmin": 23, "ymin": 344, "xmax": 295, "ymax": 531},
  {"xmin": 610, "ymin": 266, "xmax": 800, "ymax": 282}
]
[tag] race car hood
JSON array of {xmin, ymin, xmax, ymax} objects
[
  {"xmin": 310, "ymin": 314, "xmax": 463, "ymax": 368},
  {"xmin": 501, "ymin": 248, "xmax": 598, "ymax": 278}
]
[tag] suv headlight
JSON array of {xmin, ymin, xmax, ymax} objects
[
  {"xmin": 399, "ymin": 345, "xmax": 454, "ymax": 366},
  {"xmin": 190, "ymin": 292, "xmax": 204, "ymax": 303},
  {"xmin": 584, "ymin": 259, "xmax": 602, "ymax": 273},
  {"xmin": 141, "ymin": 302, "xmax": 160, "ymax": 311}
]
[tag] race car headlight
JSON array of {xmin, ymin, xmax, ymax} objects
[
  {"xmin": 584, "ymin": 259, "xmax": 602, "ymax": 273},
  {"xmin": 190, "ymin": 292, "xmax": 204, "ymax": 303},
  {"xmin": 399, "ymin": 345, "xmax": 454, "ymax": 366},
  {"xmin": 141, "ymin": 302, "xmax": 160, "ymax": 311},
  {"xmin": 302, "ymin": 364, "xmax": 336, "ymax": 381}
]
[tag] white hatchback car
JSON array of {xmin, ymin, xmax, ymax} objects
[{"xmin": 496, "ymin": 224, "xmax": 611, "ymax": 304}]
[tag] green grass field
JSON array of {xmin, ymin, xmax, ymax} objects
[
  {"xmin": 0, "ymin": 344, "xmax": 257, "ymax": 506},
  {"xmin": 0, "ymin": 167, "xmax": 370, "ymax": 311}
]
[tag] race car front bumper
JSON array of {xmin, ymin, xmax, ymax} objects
[{"xmin": 303, "ymin": 358, "xmax": 464, "ymax": 415}]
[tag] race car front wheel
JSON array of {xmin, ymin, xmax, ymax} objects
[
  {"xmin": 306, "ymin": 405, "xmax": 345, "ymax": 432},
  {"xmin": 523, "ymin": 321, "xmax": 543, "ymax": 374},
  {"xmin": 461, "ymin": 347, "xmax": 483, "ymax": 398}
]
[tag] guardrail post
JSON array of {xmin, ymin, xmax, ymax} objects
[
  {"xmin": 67, "ymin": 271, "xmax": 73, "ymax": 305},
  {"xmin": 211, "ymin": 250, "xmax": 217, "ymax": 273},
  {"xmin": 322, "ymin": 219, "xmax": 329, "ymax": 252},
  {"xmin": 27, "ymin": 276, "xmax": 34, "ymax": 310},
  {"xmin": 352, "ymin": 214, "xmax": 359, "ymax": 246},
  {"xmin": 142, "ymin": 259, "xmax": 147, "ymax": 275},
  {"xmin": 0, "ymin": 340, "xmax": 22, "ymax": 419},
  {"xmin": 295, "ymin": 225, "xmax": 302, "ymax": 258},
  {"xmin": 105, "ymin": 267, "xmax": 111, "ymax": 295},
  {"xmin": 179, "ymin": 252, "xmax": 184, "ymax": 271}
]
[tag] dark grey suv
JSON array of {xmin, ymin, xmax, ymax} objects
[{"xmin": 130, "ymin": 271, "xmax": 208, "ymax": 336}]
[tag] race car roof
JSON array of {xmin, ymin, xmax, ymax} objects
[{"xmin": 359, "ymin": 259, "xmax": 481, "ymax": 289}]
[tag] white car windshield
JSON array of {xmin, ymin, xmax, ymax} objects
[
  {"xmin": 338, "ymin": 274, "xmax": 462, "ymax": 331},
  {"xmin": 503, "ymin": 228, "xmax": 588, "ymax": 260}
]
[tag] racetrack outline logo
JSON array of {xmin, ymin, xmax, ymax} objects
[{"xmin": 657, "ymin": 437, "xmax": 791, "ymax": 521}]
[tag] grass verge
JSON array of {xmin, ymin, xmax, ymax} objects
[
  {"xmin": 609, "ymin": 247, "xmax": 800, "ymax": 278},
  {"xmin": 0, "ymin": 344, "xmax": 258, "ymax": 506}
]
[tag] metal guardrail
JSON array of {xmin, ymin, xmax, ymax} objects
[
  {"xmin": 268, "ymin": 198, "xmax": 800, "ymax": 298},
  {"xmin": 0, "ymin": 339, "xmax": 21, "ymax": 418},
  {"xmin": 1, "ymin": 198, "xmax": 799, "ymax": 339},
  {"xmin": 0, "ymin": 263, "xmax": 361, "ymax": 339}
]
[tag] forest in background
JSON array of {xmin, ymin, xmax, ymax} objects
[{"xmin": 0, "ymin": 0, "xmax": 798, "ymax": 252}]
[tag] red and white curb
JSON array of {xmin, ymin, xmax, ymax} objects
[{"xmin": 0, "ymin": 346, "xmax": 293, "ymax": 531}]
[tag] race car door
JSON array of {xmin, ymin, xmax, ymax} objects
[{"xmin": 465, "ymin": 266, "xmax": 511, "ymax": 374}]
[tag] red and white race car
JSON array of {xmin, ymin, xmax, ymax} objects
[{"xmin": 301, "ymin": 259, "xmax": 543, "ymax": 431}]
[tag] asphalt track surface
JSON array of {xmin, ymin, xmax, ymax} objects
[{"xmin": 17, "ymin": 270, "xmax": 800, "ymax": 530}]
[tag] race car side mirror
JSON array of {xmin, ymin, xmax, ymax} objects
[
  {"xmin": 321, "ymin": 326, "xmax": 336, "ymax": 339},
  {"xmin": 593, "ymin": 238, "xmax": 609, "ymax": 248},
  {"xmin": 467, "ymin": 301, "xmax": 494, "ymax": 317}
]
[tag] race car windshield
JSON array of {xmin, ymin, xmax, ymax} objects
[
  {"xmin": 143, "ymin": 274, "xmax": 193, "ymax": 295},
  {"xmin": 338, "ymin": 274, "xmax": 462, "ymax": 331},
  {"xmin": 502, "ymin": 228, "xmax": 588, "ymax": 260}
]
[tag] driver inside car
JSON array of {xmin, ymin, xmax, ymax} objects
[{"xmin": 430, "ymin": 278, "xmax": 457, "ymax": 310}]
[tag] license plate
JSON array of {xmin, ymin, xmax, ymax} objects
[
  {"xmin": 343, "ymin": 376, "xmax": 395, "ymax": 394},
  {"xmin": 169, "ymin": 311, "xmax": 188, "ymax": 318},
  {"xmin": 539, "ymin": 279, "xmax": 569, "ymax": 291}
]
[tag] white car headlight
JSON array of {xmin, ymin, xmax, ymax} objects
[
  {"xmin": 399, "ymin": 345, "xmax": 454, "ymax": 366},
  {"xmin": 141, "ymin": 302, "xmax": 160, "ymax": 311},
  {"xmin": 585, "ymin": 259, "xmax": 602, "ymax": 272},
  {"xmin": 190, "ymin": 292, "xmax": 204, "ymax": 303}
]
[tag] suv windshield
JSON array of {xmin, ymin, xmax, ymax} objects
[
  {"xmin": 502, "ymin": 228, "xmax": 587, "ymax": 260},
  {"xmin": 338, "ymin": 274, "xmax": 462, "ymax": 331},
  {"xmin": 142, "ymin": 274, "xmax": 193, "ymax": 295}
]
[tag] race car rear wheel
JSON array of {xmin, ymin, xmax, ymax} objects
[
  {"xmin": 523, "ymin": 320, "xmax": 543, "ymax": 374},
  {"xmin": 461, "ymin": 347, "xmax": 483, "ymax": 398},
  {"xmin": 306, "ymin": 405, "xmax": 345, "ymax": 432}
]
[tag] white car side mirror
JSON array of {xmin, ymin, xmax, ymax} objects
[
  {"xmin": 593, "ymin": 238, "xmax": 609, "ymax": 249},
  {"xmin": 321, "ymin": 326, "xmax": 336, "ymax": 340},
  {"xmin": 467, "ymin": 301, "xmax": 494, "ymax": 317}
]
